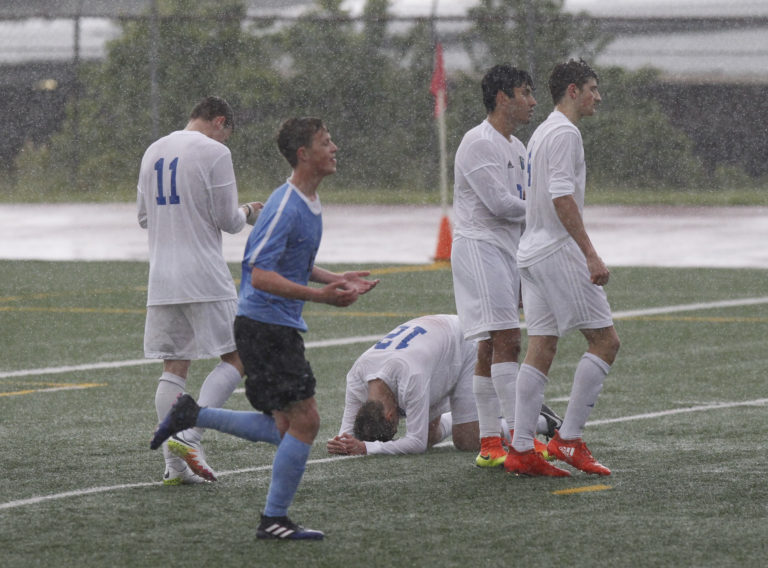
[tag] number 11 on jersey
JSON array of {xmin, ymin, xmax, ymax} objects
[
  {"xmin": 154, "ymin": 157, "xmax": 180, "ymax": 205},
  {"xmin": 374, "ymin": 325, "xmax": 427, "ymax": 350}
]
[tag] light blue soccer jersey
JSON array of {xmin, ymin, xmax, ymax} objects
[{"xmin": 237, "ymin": 181, "xmax": 322, "ymax": 331}]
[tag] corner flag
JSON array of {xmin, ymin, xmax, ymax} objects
[
  {"xmin": 430, "ymin": 42, "xmax": 451, "ymax": 261},
  {"xmin": 430, "ymin": 42, "xmax": 447, "ymax": 117}
]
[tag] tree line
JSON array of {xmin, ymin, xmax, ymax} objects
[{"xmin": 13, "ymin": 0, "xmax": 739, "ymax": 200}]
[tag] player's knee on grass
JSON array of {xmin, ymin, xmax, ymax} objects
[{"xmin": 452, "ymin": 422, "xmax": 480, "ymax": 452}]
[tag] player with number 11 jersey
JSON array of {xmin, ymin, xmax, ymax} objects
[{"xmin": 137, "ymin": 126, "xmax": 245, "ymax": 306}]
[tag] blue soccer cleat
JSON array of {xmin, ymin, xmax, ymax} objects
[{"xmin": 149, "ymin": 394, "xmax": 201, "ymax": 450}]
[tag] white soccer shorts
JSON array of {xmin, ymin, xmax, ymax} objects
[
  {"xmin": 144, "ymin": 299, "xmax": 238, "ymax": 360},
  {"xmin": 520, "ymin": 241, "xmax": 614, "ymax": 337},
  {"xmin": 451, "ymin": 237, "xmax": 521, "ymax": 341}
]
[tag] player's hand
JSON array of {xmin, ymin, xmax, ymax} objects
[
  {"xmin": 587, "ymin": 255, "xmax": 610, "ymax": 286},
  {"xmin": 242, "ymin": 201, "xmax": 264, "ymax": 225},
  {"xmin": 341, "ymin": 271, "xmax": 380, "ymax": 295},
  {"xmin": 316, "ymin": 281, "xmax": 358, "ymax": 307},
  {"xmin": 327, "ymin": 433, "xmax": 367, "ymax": 455}
]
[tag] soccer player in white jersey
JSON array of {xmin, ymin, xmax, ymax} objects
[
  {"xmin": 137, "ymin": 96, "xmax": 261, "ymax": 486},
  {"xmin": 451, "ymin": 64, "xmax": 544, "ymax": 468},
  {"xmin": 329, "ymin": 315, "xmax": 478, "ymax": 455},
  {"xmin": 505, "ymin": 59, "xmax": 621, "ymax": 477},
  {"xmin": 326, "ymin": 314, "xmax": 562, "ymax": 457}
]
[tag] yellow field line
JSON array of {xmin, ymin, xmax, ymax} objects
[
  {"xmin": 552, "ymin": 484, "xmax": 612, "ymax": 496},
  {"xmin": 369, "ymin": 262, "xmax": 450, "ymax": 275},
  {"xmin": 0, "ymin": 382, "xmax": 106, "ymax": 397},
  {"xmin": 303, "ymin": 310, "xmax": 430, "ymax": 318},
  {"xmin": 0, "ymin": 264, "xmax": 449, "ymax": 305},
  {"xmin": 0, "ymin": 306, "xmax": 145, "ymax": 315},
  {"xmin": 3, "ymin": 305, "xmax": 767, "ymax": 323},
  {"xmin": 0, "ymin": 264, "xmax": 449, "ymax": 313},
  {"xmin": 0, "ymin": 286, "xmax": 147, "ymax": 304}
]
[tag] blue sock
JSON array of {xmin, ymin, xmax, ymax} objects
[
  {"xmin": 196, "ymin": 408, "xmax": 281, "ymax": 445},
  {"xmin": 263, "ymin": 434, "xmax": 311, "ymax": 518}
]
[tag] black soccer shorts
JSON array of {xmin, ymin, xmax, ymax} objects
[{"xmin": 234, "ymin": 316, "xmax": 317, "ymax": 413}]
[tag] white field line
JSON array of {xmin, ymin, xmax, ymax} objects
[
  {"xmin": 2, "ymin": 398, "xmax": 767, "ymax": 512},
  {"xmin": 2, "ymin": 296, "xmax": 768, "ymax": 511},
  {"xmin": 0, "ymin": 334, "xmax": 384, "ymax": 379},
  {"xmin": 3, "ymin": 296, "xmax": 768, "ymax": 380},
  {"xmin": 587, "ymin": 398, "xmax": 768, "ymax": 425},
  {"xmin": 0, "ymin": 455, "xmax": 360, "ymax": 512}
]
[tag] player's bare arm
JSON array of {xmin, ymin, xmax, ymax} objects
[
  {"xmin": 251, "ymin": 266, "xmax": 357, "ymax": 306},
  {"xmin": 310, "ymin": 267, "xmax": 380, "ymax": 295},
  {"xmin": 553, "ymin": 194, "xmax": 610, "ymax": 286}
]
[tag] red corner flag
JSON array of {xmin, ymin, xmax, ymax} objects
[{"xmin": 430, "ymin": 42, "xmax": 447, "ymax": 117}]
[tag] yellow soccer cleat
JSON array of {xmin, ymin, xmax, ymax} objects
[{"xmin": 475, "ymin": 436, "xmax": 508, "ymax": 467}]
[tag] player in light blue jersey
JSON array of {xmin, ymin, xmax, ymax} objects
[
  {"xmin": 237, "ymin": 179, "xmax": 323, "ymax": 331},
  {"xmin": 151, "ymin": 117, "xmax": 378, "ymax": 540}
]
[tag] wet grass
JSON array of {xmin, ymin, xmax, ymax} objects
[
  {"xmin": 2, "ymin": 179, "xmax": 768, "ymax": 206},
  {"xmin": 2, "ymin": 261, "xmax": 768, "ymax": 567}
]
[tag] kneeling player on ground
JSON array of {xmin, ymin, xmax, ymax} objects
[{"xmin": 326, "ymin": 314, "xmax": 561, "ymax": 462}]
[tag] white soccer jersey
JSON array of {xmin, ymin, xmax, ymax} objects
[
  {"xmin": 517, "ymin": 110, "xmax": 586, "ymax": 267},
  {"xmin": 452, "ymin": 119, "xmax": 527, "ymax": 252},
  {"xmin": 137, "ymin": 130, "xmax": 246, "ymax": 306},
  {"xmin": 338, "ymin": 315, "xmax": 476, "ymax": 455}
]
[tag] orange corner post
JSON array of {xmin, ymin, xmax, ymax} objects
[{"xmin": 434, "ymin": 215, "xmax": 452, "ymax": 262}]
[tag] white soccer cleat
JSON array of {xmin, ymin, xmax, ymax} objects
[
  {"xmin": 162, "ymin": 460, "xmax": 208, "ymax": 486},
  {"xmin": 167, "ymin": 432, "xmax": 217, "ymax": 482}
]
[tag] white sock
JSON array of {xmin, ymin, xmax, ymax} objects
[
  {"xmin": 473, "ymin": 375, "xmax": 502, "ymax": 439},
  {"xmin": 185, "ymin": 361, "xmax": 243, "ymax": 443},
  {"xmin": 155, "ymin": 372, "xmax": 186, "ymax": 421},
  {"xmin": 198, "ymin": 362, "xmax": 242, "ymax": 408},
  {"xmin": 511, "ymin": 364, "xmax": 548, "ymax": 452},
  {"xmin": 559, "ymin": 353, "xmax": 611, "ymax": 440},
  {"xmin": 491, "ymin": 361, "xmax": 518, "ymax": 431},
  {"xmin": 501, "ymin": 418, "xmax": 548, "ymax": 441},
  {"xmin": 155, "ymin": 372, "xmax": 185, "ymax": 463}
]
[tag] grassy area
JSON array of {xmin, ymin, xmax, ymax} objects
[
  {"xmin": 1, "ymin": 178, "xmax": 768, "ymax": 206},
  {"xmin": 586, "ymin": 186, "xmax": 768, "ymax": 207},
  {"xmin": 2, "ymin": 260, "xmax": 767, "ymax": 567}
]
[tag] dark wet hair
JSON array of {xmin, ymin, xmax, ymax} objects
[
  {"xmin": 548, "ymin": 58, "xmax": 599, "ymax": 105},
  {"xmin": 189, "ymin": 96, "xmax": 234, "ymax": 131},
  {"xmin": 353, "ymin": 401, "xmax": 397, "ymax": 442},
  {"xmin": 481, "ymin": 64, "xmax": 534, "ymax": 113},
  {"xmin": 276, "ymin": 117, "xmax": 327, "ymax": 168}
]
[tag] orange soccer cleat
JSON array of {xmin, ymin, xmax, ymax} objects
[
  {"xmin": 503, "ymin": 447, "xmax": 571, "ymax": 477},
  {"xmin": 546, "ymin": 431, "xmax": 611, "ymax": 476},
  {"xmin": 509, "ymin": 429, "xmax": 555, "ymax": 461}
]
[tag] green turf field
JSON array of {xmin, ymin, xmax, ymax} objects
[{"xmin": 2, "ymin": 260, "xmax": 767, "ymax": 567}]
